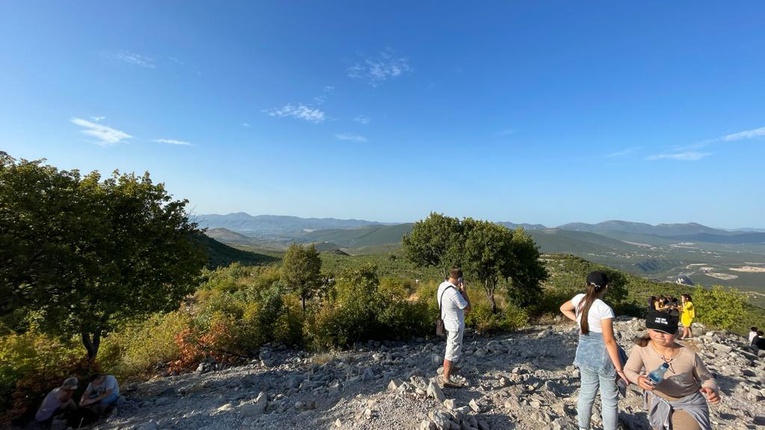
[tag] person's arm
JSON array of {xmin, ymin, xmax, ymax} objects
[
  {"xmin": 79, "ymin": 386, "xmax": 93, "ymax": 405},
  {"xmin": 457, "ymin": 281, "xmax": 471, "ymax": 313},
  {"xmin": 602, "ymin": 318, "xmax": 628, "ymax": 384},
  {"xmin": 693, "ymin": 354, "xmax": 720, "ymax": 404},
  {"xmin": 624, "ymin": 345, "xmax": 657, "ymax": 391},
  {"xmin": 559, "ymin": 300, "xmax": 577, "ymax": 323}
]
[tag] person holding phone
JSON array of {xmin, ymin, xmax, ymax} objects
[{"xmin": 436, "ymin": 268, "xmax": 471, "ymax": 388}]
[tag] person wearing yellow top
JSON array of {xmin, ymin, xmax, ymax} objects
[{"xmin": 680, "ymin": 294, "xmax": 695, "ymax": 339}]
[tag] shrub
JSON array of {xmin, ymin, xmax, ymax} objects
[
  {"xmin": 693, "ymin": 285, "xmax": 745, "ymax": 331},
  {"xmin": 98, "ymin": 311, "xmax": 191, "ymax": 380},
  {"xmin": 0, "ymin": 330, "xmax": 85, "ymax": 424}
]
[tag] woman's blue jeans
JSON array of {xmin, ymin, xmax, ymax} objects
[
  {"xmin": 577, "ymin": 365, "xmax": 619, "ymax": 430},
  {"xmin": 574, "ymin": 331, "xmax": 619, "ymax": 430}
]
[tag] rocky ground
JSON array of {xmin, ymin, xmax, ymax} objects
[{"xmin": 33, "ymin": 318, "xmax": 765, "ymax": 430}]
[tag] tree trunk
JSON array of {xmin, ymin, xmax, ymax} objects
[
  {"xmin": 301, "ymin": 295, "xmax": 307, "ymax": 313},
  {"xmin": 81, "ymin": 329, "xmax": 102, "ymax": 361},
  {"xmin": 484, "ymin": 281, "xmax": 497, "ymax": 313}
]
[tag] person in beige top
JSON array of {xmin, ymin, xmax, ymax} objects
[{"xmin": 624, "ymin": 311, "xmax": 720, "ymax": 430}]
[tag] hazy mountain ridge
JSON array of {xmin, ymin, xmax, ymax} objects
[{"xmin": 194, "ymin": 213, "xmax": 383, "ymax": 237}]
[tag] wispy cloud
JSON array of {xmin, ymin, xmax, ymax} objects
[
  {"xmin": 722, "ymin": 126, "xmax": 765, "ymax": 142},
  {"xmin": 604, "ymin": 147, "xmax": 640, "ymax": 159},
  {"xmin": 70, "ymin": 117, "xmax": 132, "ymax": 146},
  {"xmin": 154, "ymin": 138, "xmax": 193, "ymax": 146},
  {"xmin": 335, "ymin": 132, "xmax": 367, "ymax": 143},
  {"xmin": 102, "ymin": 50, "xmax": 155, "ymax": 68},
  {"xmin": 353, "ymin": 115, "xmax": 370, "ymax": 125},
  {"xmin": 493, "ymin": 129, "xmax": 516, "ymax": 137},
  {"xmin": 265, "ymin": 103, "xmax": 326, "ymax": 123},
  {"xmin": 649, "ymin": 125, "xmax": 765, "ymax": 161},
  {"xmin": 647, "ymin": 151, "xmax": 711, "ymax": 161},
  {"xmin": 314, "ymin": 86, "xmax": 335, "ymax": 105},
  {"xmin": 242, "ymin": 122, "xmax": 252, "ymax": 128},
  {"xmin": 90, "ymin": 116, "xmax": 106, "ymax": 122},
  {"xmin": 348, "ymin": 49, "xmax": 411, "ymax": 86}
]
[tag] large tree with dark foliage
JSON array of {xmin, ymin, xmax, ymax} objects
[
  {"xmin": 403, "ymin": 212, "xmax": 548, "ymax": 312},
  {"xmin": 0, "ymin": 153, "xmax": 206, "ymax": 360}
]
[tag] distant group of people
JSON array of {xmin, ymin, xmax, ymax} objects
[
  {"xmin": 436, "ymin": 268, "xmax": 719, "ymax": 430},
  {"xmin": 648, "ymin": 293, "xmax": 695, "ymax": 339},
  {"xmin": 33, "ymin": 373, "xmax": 119, "ymax": 429}
]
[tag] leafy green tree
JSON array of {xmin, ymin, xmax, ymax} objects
[
  {"xmin": 403, "ymin": 213, "xmax": 548, "ymax": 313},
  {"xmin": 460, "ymin": 218, "xmax": 514, "ymax": 313},
  {"xmin": 281, "ymin": 243, "xmax": 322, "ymax": 312},
  {"xmin": 0, "ymin": 153, "xmax": 206, "ymax": 360},
  {"xmin": 402, "ymin": 212, "xmax": 464, "ymax": 277},
  {"xmin": 505, "ymin": 227, "xmax": 549, "ymax": 307}
]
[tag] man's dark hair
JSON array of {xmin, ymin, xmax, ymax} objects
[
  {"xmin": 450, "ymin": 268, "xmax": 463, "ymax": 279},
  {"xmin": 88, "ymin": 373, "xmax": 102, "ymax": 382},
  {"xmin": 752, "ymin": 327, "xmax": 758, "ymax": 331}
]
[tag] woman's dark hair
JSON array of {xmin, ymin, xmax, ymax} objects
[
  {"xmin": 634, "ymin": 334, "xmax": 651, "ymax": 347},
  {"xmin": 682, "ymin": 293, "xmax": 692, "ymax": 302},
  {"xmin": 577, "ymin": 271, "xmax": 609, "ymax": 335}
]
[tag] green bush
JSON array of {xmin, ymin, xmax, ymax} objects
[
  {"xmin": 693, "ymin": 285, "xmax": 745, "ymax": 331},
  {"xmin": 0, "ymin": 330, "xmax": 83, "ymax": 421},
  {"xmin": 99, "ymin": 311, "xmax": 191, "ymax": 380}
]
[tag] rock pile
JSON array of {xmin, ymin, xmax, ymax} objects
[{"xmin": 32, "ymin": 318, "xmax": 765, "ymax": 429}]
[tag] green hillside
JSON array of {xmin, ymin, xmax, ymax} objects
[
  {"xmin": 300, "ymin": 223, "xmax": 413, "ymax": 248},
  {"xmin": 192, "ymin": 234, "xmax": 279, "ymax": 268}
]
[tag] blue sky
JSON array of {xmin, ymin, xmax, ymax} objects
[{"xmin": 2, "ymin": 1, "xmax": 764, "ymax": 229}]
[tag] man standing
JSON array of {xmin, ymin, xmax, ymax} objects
[{"xmin": 437, "ymin": 268, "xmax": 471, "ymax": 388}]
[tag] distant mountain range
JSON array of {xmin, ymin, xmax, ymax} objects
[
  {"xmin": 195, "ymin": 213, "xmax": 764, "ymax": 244},
  {"xmin": 197, "ymin": 213, "xmax": 765, "ymax": 290}
]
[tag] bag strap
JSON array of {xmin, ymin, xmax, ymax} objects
[{"xmin": 438, "ymin": 285, "xmax": 456, "ymax": 320}]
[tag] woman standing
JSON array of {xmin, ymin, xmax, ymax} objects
[
  {"xmin": 560, "ymin": 271, "xmax": 628, "ymax": 430},
  {"xmin": 625, "ymin": 311, "xmax": 719, "ymax": 430},
  {"xmin": 680, "ymin": 294, "xmax": 695, "ymax": 339}
]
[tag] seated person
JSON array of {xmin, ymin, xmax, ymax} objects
[
  {"xmin": 79, "ymin": 373, "xmax": 119, "ymax": 413},
  {"xmin": 751, "ymin": 330, "xmax": 765, "ymax": 354},
  {"xmin": 35, "ymin": 377, "xmax": 78, "ymax": 425}
]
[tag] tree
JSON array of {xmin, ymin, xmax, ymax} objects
[
  {"xmin": 505, "ymin": 227, "xmax": 549, "ymax": 308},
  {"xmin": 0, "ymin": 153, "xmax": 206, "ymax": 360},
  {"xmin": 402, "ymin": 212, "xmax": 464, "ymax": 278},
  {"xmin": 281, "ymin": 243, "xmax": 322, "ymax": 312},
  {"xmin": 403, "ymin": 213, "xmax": 548, "ymax": 313},
  {"xmin": 460, "ymin": 218, "xmax": 515, "ymax": 313}
]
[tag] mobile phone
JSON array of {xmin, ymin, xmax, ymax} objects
[{"xmin": 457, "ymin": 277, "xmax": 463, "ymax": 285}]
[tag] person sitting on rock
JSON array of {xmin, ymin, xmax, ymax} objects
[
  {"xmin": 749, "ymin": 327, "xmax": 758, "ymax": 344},
  {"xmin": 79, "ymin": 373, "xmax": 119, "ymax": 414},
  {"xmin": 624, "ymin": 311, "xmax": 720, "ymax": 430},
  {"xmin": 34, "ymin": 376, "xmax": 79, "ymax": 426},
  {"xmin": 751, "ymin": 330, "xmax": 765, "ymax": 354}
]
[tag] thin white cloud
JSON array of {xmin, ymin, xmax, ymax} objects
[
  {"xmin": 265, "ymin": 104, "xmax": 326, "ymax": 123},
  {"xmin": 103, "ymin": 50, "xmax": 155, "ymax": 68},
  {"xmin": 722, "ymin": 126, "xmax": 765, "ymax": 142},
  {"xmin": 348, "ymin": 49, "xmax": 411, "ymax": 86},
  {"xmin": 604, "ymin": 148, "xmax": 640, "ymax": 159},
  {"xmin": 650, "ymin": 126, "xmax": 764, "ymax": 161},
  {"xmin": 493, "ymin": 129, "xmax": 516, "ymax": 137},
  {"xmin": 353, "ymin": 115, "xmax": 370, "ymax": 125},
  {"xmin": 154, "ymin": 138, "xmax": 193, "ymax": 146},
  {"xmin": 242, "ymin": 122, "xmax": 252, "ymax": 128},
  {"xmin": 90, "ymin": 116, "xmax": 106, "ymax": 122},
  {"xmin": 335, "ymin": 132, "xmax": 367, "ymax": 143},
  {"xmin": 314, "ymin": 86, "xmax": 335, "ymax": 105},
  {"xmin": 647, "ymin": 151, "xmax": 711, "ymax": 161},
  {"xmin": 70, "ymin": 117, "xmax": 132, "ymax": 146}
]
